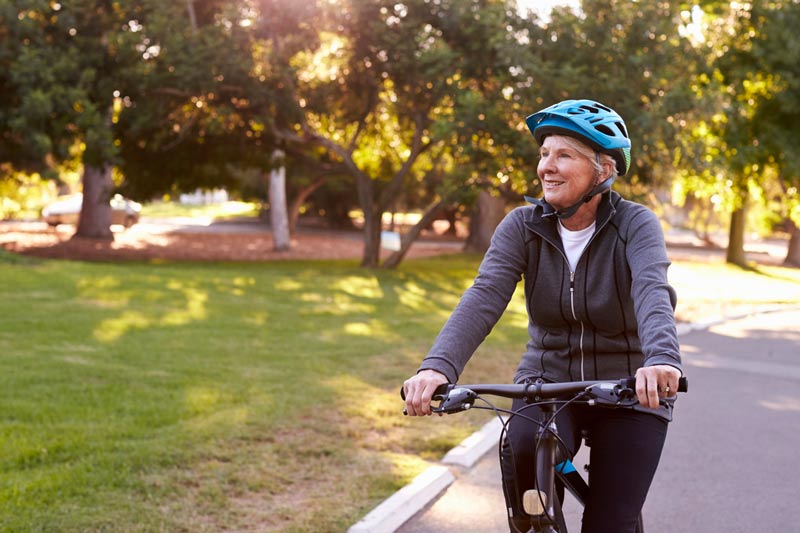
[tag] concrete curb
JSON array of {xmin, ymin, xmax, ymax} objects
[
  {"xmin": 347, "ymin": 465, "xmax": 455, "ymax": 533},
  {"xmin": 347, "ymin": 417, "xmax": 503, "ymax": 533},
  {"xmin": 675, "ymin": 305, "xmax": 796, "ymax": 336},
  {"xmin": 350, "ymin": 305, "xmax": 800, "ymax": 532}
]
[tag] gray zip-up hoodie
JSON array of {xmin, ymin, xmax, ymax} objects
[{"xmin": 419, "ymin": 191, "xmax": 682, "ymax": 392}]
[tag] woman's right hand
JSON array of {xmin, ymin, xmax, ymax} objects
[{"xmin": 403, "ymin": 369, "xmax": 449, "ymax": 416}]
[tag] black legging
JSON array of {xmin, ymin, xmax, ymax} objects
[{"xmin": 501, "ymin": 398, "xmax": 668, "ymax": 533}]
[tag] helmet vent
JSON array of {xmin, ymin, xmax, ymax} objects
[{"xmin": 595, "ymin": 124, "xmax": 615, "ymax": 137}]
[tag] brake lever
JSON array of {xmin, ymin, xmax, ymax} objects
[
  {"xmin": 431, "ymin": 387, "xmax": 478, "ymax": 414},
  {"xmin": 587, "ymin": 381, "xmax": 683, "ymax": 408},
  {"xmin": 586, "ymin": 382, "xmax": 639, "ymax": 407},
  {"xmin": 401, "ymin": 384, "xmax": 475, "ymax": 415}
]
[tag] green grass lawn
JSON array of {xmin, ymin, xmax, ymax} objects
[{"xmin": 1, "ymin": 249, "xmax": 799, "ymax": 531}]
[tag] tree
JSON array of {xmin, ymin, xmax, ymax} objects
[
  {"xmin": 736, "ymin": 1, "xmax": 800, "ymax": 267},
  {"xmin": 116, "ymin": 1, "xmax": 263, "ymax": 200},
  {"xmin": 668, "ymin": 1, "xmax": 800, "ymax": 268},
  {"xmin": 124, "ymin": 0, "xmax": 330, "ymax": 250},
  {"xmin": 535, "ymin": 0, "xmax": 705, "ymax": 194},
  {"xmin": 707, "ymin": 2, "xmax": 764, "ymax": 266},
  {"xmin": 0, "ymin": 1, "xmax": 276, "ymax": 240},
  {"xmin": 0, "ymin": 1, "xmax": 165, "ymax": 239},
  {"xmin": 263, "ymin": 0, "xmax": 544, "ymax": 267},
  {"xmin": 691, "ymin": 0, "xmax": 800, "ymax": 267},
  {"xmin": 0, "ymin": 2, "xmax": 80, "ymax": 177}
]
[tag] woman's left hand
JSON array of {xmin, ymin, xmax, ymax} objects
[{"xmin": 635, "ymin": 365, "xmax": 682, "ymax": 409}]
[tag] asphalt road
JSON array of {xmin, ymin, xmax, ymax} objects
[{"xmin": 398, "ymin": 307, "xmax": 800, "ymax": 532}]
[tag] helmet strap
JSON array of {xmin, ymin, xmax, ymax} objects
[{"xmin": 539, "ymin": 176, "xmax": 615, "ymax": 220}]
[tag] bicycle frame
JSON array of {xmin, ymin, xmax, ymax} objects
[{"xmin": 511, "ymin": 397, "xmax": 653, "ymax": 533}]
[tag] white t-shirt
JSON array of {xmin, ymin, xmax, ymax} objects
[{"xmin": 558, "ymin": 220, "xmax": 596, "ymax": 271}]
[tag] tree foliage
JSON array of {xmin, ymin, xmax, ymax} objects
[
  {"xmin": 263, "ymin": 0, "xmax": 545, "ymax": 266},
  {"xmin": 2, "ymin": 0, "xmax": 800, "ymax": 266},
  {"xmin": 678, "ymin": 0, "xmax": 800, "ymax": 265},
  {"xmin": 115, "ymin": 1, "xmax": 262, "ymax": 198},
  {"xmin": 533, "ymin": 0, "xmax": 705, "ymax": 196},
  {"xmin": 0, "ymin": 1, "xmax": 153, "ymax": 237}
]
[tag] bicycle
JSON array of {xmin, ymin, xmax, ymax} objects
[{"xmin": 402, "ymin": 376, "xmax": 688, "ymax": 533}]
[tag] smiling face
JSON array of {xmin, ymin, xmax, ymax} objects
[{"xmin": 537, "ymin": 135, "xmax": 598, "ymax": 211}]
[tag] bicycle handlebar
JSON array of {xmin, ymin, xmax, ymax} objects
[
  {"xmin": 452, "ymin": 376, "xmax": 687, "ymax": 399},
  {"xmin": 401, "ymin": 376, "xmax": 688, "ymax": 414}
]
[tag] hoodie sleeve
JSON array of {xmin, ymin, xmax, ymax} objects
[
  {"xmin": 418, "ymin": 207, "xmax": 529, "ymax": 383},
  {"xmin": 625, "ymin": 207, "xmax": 682, "ymax": 374}
]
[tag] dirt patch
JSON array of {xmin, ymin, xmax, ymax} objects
[
  {"xmin": 0, "ymin": 219, "xmax": 788, "ymax": 266},
  {"xmin": 0, "ymin": 221, "xmax": 463, "ymax": 263}
]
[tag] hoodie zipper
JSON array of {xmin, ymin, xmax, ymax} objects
[
  {"xmin": 568, "ymin": 270, "xmax": 586, "ymax": 381},
  {"xmin": 561, "ymin": 221, "xmax": 608, "ymax": 381},
  {"xmin": 527, "ymin": 194, "xmax": 617, "ymax": 382},
  {"xmin": 543, "ymin": 243, "xmax": 587, "ymax": 382}
]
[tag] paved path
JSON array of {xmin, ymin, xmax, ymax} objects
[{"xmin": 398, "ymin": 308, "xmax": 800, "ymax": 532}]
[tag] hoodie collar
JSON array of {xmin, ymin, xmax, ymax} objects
[{"xmin": 524, "ymin": 191, "xmax": 618, "ymax": 241}]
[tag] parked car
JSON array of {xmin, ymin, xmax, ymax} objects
[{"xmin": 41, "ymin": 193, "xmax": 142, "ymax": 228}]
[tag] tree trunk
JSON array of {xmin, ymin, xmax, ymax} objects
[
  {"xmin": 444, "ymin": 207, "xmax": 458, "ymax": 236},
  {"xmin": 361, "ymin": 205, "xmax": 382, "ymax": 268},
  {"xmin": 186, "ymin": 0, "xmax": 197, "ymax": 30},
  {"xmin": 464, "ymin": 190, "xmax": 506, "ymax": 254},
  {"xmin": 725, "ymin": 191, "xmax": 748, "ymax": 266},
  {"xmin": 269, "ymin": 150, "xmax": 291, "ymax": 252},
  {"xmin": 382, "ymin": 200, "xmax": 447, "ymax": 269},
  {"xmin": 783, "ymin": 222, "xmax": 800, "ymax": 268},
  {"xmin": 74, "ymin": 163, "xmax": 114, "ymax": 241},
  {"xmin": 288, "ymin": 177, "xmax": 326, "ymax": 234},
  {"xmin": 352, "ymin": 170, "xmax": 381, "ymax": 267}
]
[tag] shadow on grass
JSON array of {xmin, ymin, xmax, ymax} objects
[
  {"xmin": 736, "ymin": 260, "xmax": 800, "ymax": 284},
  {"xmin": 0, "ymin": 255, "xmax": 523, "ymax": 531},
  {"xmin": 0, "ymin": 248, "xmax": 39, "ymax": 265}
]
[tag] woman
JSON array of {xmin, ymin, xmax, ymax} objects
[{"xmin": 402, "ymin": 99, "xmax": 682, "ymax": 532}]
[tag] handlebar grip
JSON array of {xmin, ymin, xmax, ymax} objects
[
  {"xmin": 400, "ymin": 383, "xmax": 452, "ymax": 401},
  {"xmin": 622, "ymin": 376, "xmax": 688, "ymax": 392},
  {"xmin": 400, "ymin": 383, "xmax": 454, "ymax": 415},
  {"xmin": 433, "ymin": 383, "xmax": 453, "ymax": 398}
]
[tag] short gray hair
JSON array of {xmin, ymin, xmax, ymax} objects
[{"xmin": 549, "ymin": 135, "xmax": 617, "ymax": 178}]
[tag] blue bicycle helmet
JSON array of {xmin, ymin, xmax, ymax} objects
[{"xmin": 526, "ymin": 99, "xmax": 632, "ymax": 176}]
